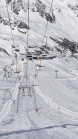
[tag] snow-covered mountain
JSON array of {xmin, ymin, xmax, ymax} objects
[
  {"xmin": 1, "ymin": 1, "xmax": 78, "ymax": 139},
  {"xmin": 0, "ymin": 0, "xmax": 78, "ymax": 57}
]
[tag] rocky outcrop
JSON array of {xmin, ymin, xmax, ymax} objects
[
  {"xmin": 0, "ymin": 15, "xmax": 3, "ymax": 23},
  {"xmin": 3, "ymin": 19, "xmax": 9, "ymax": 25},
  {"xmin": 50, "ymin": 37, "xmax": 78, "ymax": 56},
  {"xmin": 6, "ymin": 0, "xmax": 12, "ymax": 4},
  {"xmin": 10, "ymin": 0, "xmax": 55, "ymax": 23},
  {"xmin": 0, "ymin": 15, "xmax": 29, "ymax": 33},
  {"xmin": 31, "ymin": 0, "xmax": 55, "ymax": 23},
  {"xmin": 0, "ymin": 47, "xmax": 10, "ymax": 56},
  {"xmin": 68, "ymin": 4, "xmax": 78, "ymax": 16},
  {"xmin": 68, "ymin": 4, "xmax": 78, "ymax": 11},
  {"xmin": 17, "ymin": 21, "xmax": 29, "ymax": 29}
]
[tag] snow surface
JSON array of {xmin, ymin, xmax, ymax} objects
[
  {"xmin": 0, "ymin": 56, "xmax": 78, "ymax": 139},
  {"xmin": 0, "ymin": 0, "xmax": 78, "ymax": 55},
  {"xmin": 0, "ymin": 0, "xmax": 78, "ymax": 139}
]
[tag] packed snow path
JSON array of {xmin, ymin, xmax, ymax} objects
[
  {"xmin": 0, "ymin": 57, "xmax": 78, "ymax": 139},
  {"xmin": 35, "ymin": 85, "xmax": 78, "ymax": 118}
]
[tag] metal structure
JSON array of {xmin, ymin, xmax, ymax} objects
[{"xmin": 3, "ymin": 0, "xmax": 55, "ymax": 115}]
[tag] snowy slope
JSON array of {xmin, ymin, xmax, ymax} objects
[
  {"xmin": 0, "ymin": 0, "xmax": 78, "ymax": 139},
  {"xmin": 0, "ymin": 0, "xmax": 78, "ymax": 56},
  {"xmin": 0, "ymin": 56, "xmax": 78, "ymax": 139}
]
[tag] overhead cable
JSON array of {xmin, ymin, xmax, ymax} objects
[
  {"xmin": 42, "ymin": 0, "xmax": 53, "ymax": 46},
  {"xmin": 5, "ymin": 0, "xmax": 15, "ymax": 52}
]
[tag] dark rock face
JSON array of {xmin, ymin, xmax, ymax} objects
[
  {"xmin": 17, "ymin": 21, "xmax": 29, "ymax": 29},
  {"xmin": 68, "ymin": 4, "xmax": 78, "ymax": 11},
  {"xmin": 1, "ymin": 0, "xmax": 55, "ymax": 34},
  {"xmin": 50, "ymin": 37, "xmax": 78, "ymax": 56},
  {"xmin": 1, "ymin": 0, "xmax": 55, "ymax": 36},
  {"xmin": 0, "ymin": 15, "xmax": 28, "ymax": 34},
  {"xmin": 0, "ymin": 15, "xmax": 10, "ymax": 26},
  {"xmin": 31, "ymin": 0, "xmax": 56, "ymax": 23},
  {"xmin": 11, "ymin": 0, "xmax": 21, "ymax": 15},
  {"xmin": 45, "ymin": 13, "xmax": 55, "ymax": 23},
  {"xmin": 68, "ymin": 4, "xmax": 78, "ymax": 16},
  {"xmin": 10, "ymin": 0, "xmax": 55, "ymax": 23},
  {"xmin": 11, "ymin": 0, "xmax": 23, "ymax": 14},
  {"xmin": 3, "ymin": 19, "xmax": 9, "ymax": 25},
  {"xmin": 0, "ymin": 47, "xmax": 10, "ymax": 56},
  {"xmin": 0, "ymin": 15, "xmax": 3, "ymax": 24},
  {"xmin": 13, "ymin": 8, "xmax": 19, "ymax": 15},
  {"xmin": 6, "ymin": 0, "xmax": 12, "ymax": 4}
]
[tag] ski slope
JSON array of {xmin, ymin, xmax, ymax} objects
[
  {"xmin": 0, "ymin": 0, "xmax": 78, "ymax": 139},
  {"xmin": 0, "ymin": 57, "xmax": 78, "ymax": 139},
  {"xmin": 0, "ymin": 0, "xmax": 78, "ymax": 56}
]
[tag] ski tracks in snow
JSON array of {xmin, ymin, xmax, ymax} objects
[
  {"xmin": 35, "ymin": 84, "xmax": 78, "ymax": 118},
  {"xmin": 0, "ymin": 59, "xmax": 22, "ymax": 123},
  {"xmin": 47, "ymin": 63, "xmax": 75, "ymax": 78},
  {"xmin": 0, "ymin": 82, "xmax": 20, "ymax": 123}
]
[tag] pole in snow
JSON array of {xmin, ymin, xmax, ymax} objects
[
  {"xmin": 55, "ymin": 70, "xmax": 58, "ymax": 78},
  {"xmin": 17, "ymin": 90, "xmax": 20, "ymax": 113},
  {"xmin": 17, "ymin": 76, "xmax": 21, "ymax": 113},
  {"xmin": 44, "ymin": 36, "xmax": 48, "ymax": 47},
  {"xmin": 7, "ymin": 70, "xmax": 10, "ymax": 78},
  {"xmin": 14, "ymin": 53, "xmax": 18, "ymax": 72},
  {"xmin": 22, "ymin": 88, "xmax": 25, "ymax": 96},
  {"xmin": 40, "ymin": 52, "xmax": 42, "ymax": 67},
  {"xmin": 32, "ymin": 86, "xmax": 38, "ymax": 112},
  {"xmin": 3, "ymin": 66, "xmax": 7, "ymax": 79}
]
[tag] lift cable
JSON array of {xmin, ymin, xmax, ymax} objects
[
  {"xmin": 5, "ymin": 0, "xmax": 15, "ymax": 53},
  {"xmin": 42, "ymin": 0, "xmax": 53, "ymax": 46},
  {"xmin": 32, "ymin": 0, "xmax": 54, "ymax": 95},
  {"xmin": 25, "ymin": 0, "xmax": 30, "ymax": 87},
  {"xmin": 27, "ymin": 0, "xmax": 30, "ymax": 50}
]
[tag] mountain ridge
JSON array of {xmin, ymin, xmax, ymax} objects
[{"xmin": 0, "ymin": 0, "xmax": 78, "ymax": 57}]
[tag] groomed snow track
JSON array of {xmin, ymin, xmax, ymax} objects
[{"xmin": 35, "ymin": 83, "xmax": 78, "ymax": 118}]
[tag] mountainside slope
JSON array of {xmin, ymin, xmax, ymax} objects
[
  {"xmin": 0, "ymin": 0, "xmax": 78, "ymax": 57},
  {"xmin": 1, "ymin": 1, "xmax": 78, "ymax": 139}
]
